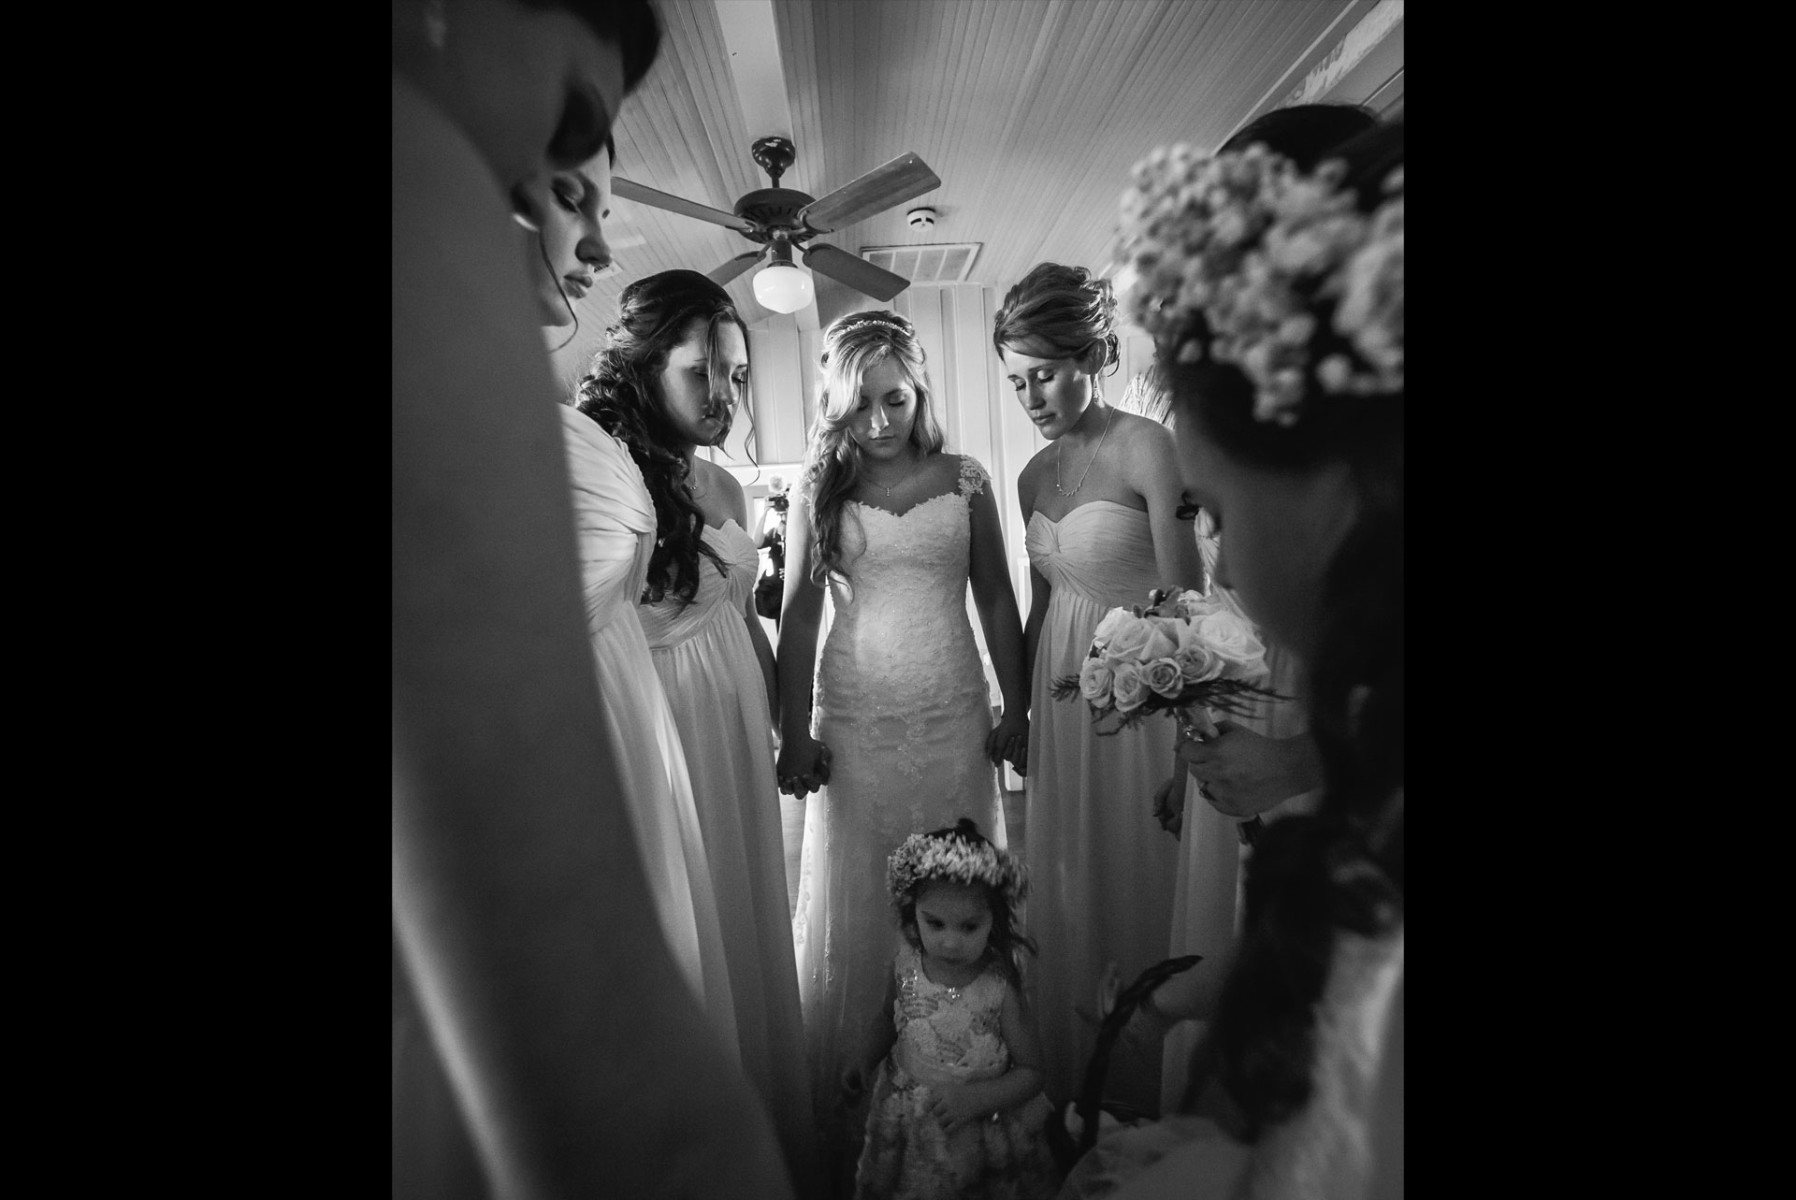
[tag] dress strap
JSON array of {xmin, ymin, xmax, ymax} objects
[{"xmin": 957, "ymin": 455, "xmax": 990, "ymax": 498}]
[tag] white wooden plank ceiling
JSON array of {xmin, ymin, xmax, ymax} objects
[{"xmin": 549, "ymin": 0, "xmax": 1375, "ymax": 385}]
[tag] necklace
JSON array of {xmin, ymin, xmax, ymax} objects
[
  {"xmin": 863, "ymin": 458, "xmax": 912, "ymax": 500},
  {"xmin": 1054, "ymin": 407, "xmax": 1113, "ymax": 497}
]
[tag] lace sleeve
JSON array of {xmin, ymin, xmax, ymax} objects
[{"xmin": 957, "ymin": 455, "xmax": 990, "ymax": 498}]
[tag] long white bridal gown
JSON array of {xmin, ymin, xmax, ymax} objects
[{"xmin": 793, "ymin": 454, "xmax": 1009, "ymax": 1187}]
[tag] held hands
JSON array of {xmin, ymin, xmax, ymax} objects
[
  {"xmin": 1175, "ymin": 720, "xmax": 1319, "ymax": 820},
  {"xmin": 777, "ymin": 734, "xmax": 833, "ymax": 799},
  {"xmin": 986, "ymin": 710, "xmax": 1029, "ymax": 776}
]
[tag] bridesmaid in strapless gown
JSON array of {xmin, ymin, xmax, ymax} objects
[
  {"xmin": 1024, "ymin": 501, "xmax": 1186, "ymax": 1115},
  {"xmin": 994, "ymin": 263, "xmax": 1204, "ymax": 1118},
  {"xmin": 641, "ymin": 515, "xmax": 821, "ymax": 1196},
  {"xmin": 560, "ymin": 405, "xmax": 738, "ymax": 1052}
]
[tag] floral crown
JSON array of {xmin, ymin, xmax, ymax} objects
[
  {"xmin": 886, "ymin": 827, "xmax": 1028, "ymax": 911},
  {"xmin": 1117, "ymin": 142, "xmax": 1403, "ymax": 426}
]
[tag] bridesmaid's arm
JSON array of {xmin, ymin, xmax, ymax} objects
[
  {"xmin": 1134, "ymin": 420, "xmax": 1205, "ymax": 592},
  {"xmin": 968, "ymin": 485, "xmax": 1029, "ymax": 769},
  {"xmin": 722, "ymin": 473, "xmax": 778, "ymax": 720},
  {"xmin": 775, "ymin": 488, "xmax": 829, "ymax": 794},
  {"xmin": 744, "ymin": 588, "xmax": 778, "ymax": 722},
  {"xmin": 1016, "ymin": 466, "xmax": 1051, "ymax": 703}
]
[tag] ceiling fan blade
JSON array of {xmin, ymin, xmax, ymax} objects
[
  {"xmin": 802, "ymin": 243, "xmax": 909, "ymax": 302},
  {"xmin": 709, "ymin": 249, "xmax": 765, "ymax": 286},
  {"xmin": 797, "ymin": 152, "xmax": 941, "ymax": 234},
  {"xmin": 612, "ymin": 177, "xmax": 757, "ymax": 234}
]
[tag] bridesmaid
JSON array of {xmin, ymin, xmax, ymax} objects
[
  {"xmin": 993, "ymin": 264, "xmax": 1203, "ymax": 1116},
  {"xmin": 392, "ymin": 2, "xmax": 793, "ymax": 1197},
  {"xmin": 574, "ymin": 269, "xmax": 822, "ymax": 1198}
]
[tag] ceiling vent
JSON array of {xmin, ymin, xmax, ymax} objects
[{"xmin": 858, "ymin": 243, "xmax": 981, "ymax": 284}]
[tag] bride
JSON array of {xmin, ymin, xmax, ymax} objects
[{"xmin": 774, "ymin": 310, "xmax": 1030, "ymax": 1192}]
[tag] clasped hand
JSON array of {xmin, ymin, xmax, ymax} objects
[
  {"xmin": 777, "ymin": 733, "xmax": 832, "ymax": 799},
  {"xmin": 923, "ymin": 1081, "xmax": 990, "ymax": 1135},
  {"xmin": 986, "ymin": 710, "xmax": 1029, "ymax": 776}
]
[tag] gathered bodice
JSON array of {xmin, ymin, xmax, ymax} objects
[
  {"xmin": 813, "ymin": 457, "xmax": 989, "ymax": 722},
  {"xmin": 639, "ymin": 520, "xmax": 757, "ymax": 649},
  {"xmin": 1025, "ymin": 500, "xmax": 1163, "ymax": 610},
  {"xmin": 559, "ymin": 406, "xmax": 656, "ymax": 635},
  {"xmin": 889, "ymin": 943, "xmax": 1010, "ymax": 1087}
]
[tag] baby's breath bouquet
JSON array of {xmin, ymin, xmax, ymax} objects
[{"xmin": 1051, "ymin": 588, "xmax": 1282, "ymax": 843}]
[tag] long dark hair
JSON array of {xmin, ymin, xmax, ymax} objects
[
  {"xmin": 574, "ymin": 269, "xmax": 745, "ymax": 605},
  {"xmin": 1167, "ymin": 120, "xmax": 1405, "ymax": 1140},
  {"xmin": 895, "ymin": 819, "xmax": 1037, "ymax": 989}
]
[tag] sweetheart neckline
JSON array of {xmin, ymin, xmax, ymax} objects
[
  {"xmin": 1028, "ymin": 498, "xmax": 1146, "ymax": 526},
  {"xmin": 847, "ymin": 492, "xmax": 967, "ymax": 521}
]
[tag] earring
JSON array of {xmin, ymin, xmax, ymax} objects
[{"xmin": 424, "ymin": 0, "xmax": 447, "ymax": 50}]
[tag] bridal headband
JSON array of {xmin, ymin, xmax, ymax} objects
[
  {"xmin": 1117, "ymin": 142, "xmax": 1403, "ymax": 426},
  {"xmin": 887, "ymin": 828, "xmax": 1028, "ymax": 910}
]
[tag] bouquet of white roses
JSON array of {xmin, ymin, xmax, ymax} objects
[{"xmin": 1051, "ymin": 588, "xmax": 1281, "ymax": 843}]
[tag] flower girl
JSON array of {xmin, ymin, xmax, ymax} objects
[{"xmin": 846, "ymin": 820, "xmax": 1059, "ymax": 1200}]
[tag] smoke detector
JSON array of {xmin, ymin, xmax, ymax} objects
[{"xmin": 907, "ymin": 207, "xmax": 937, "ymax": 230}]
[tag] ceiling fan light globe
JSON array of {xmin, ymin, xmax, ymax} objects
[{"xmin": 754, "ymin": 263, "xmax": 814, "ymax": 314}]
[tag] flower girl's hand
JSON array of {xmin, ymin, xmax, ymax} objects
[
  {"xmin": 925, "ymin": 1083, "xmax": 989, "ymax": 1134},
  {"xmin": 987, "ymin": 710, "xmax": 1029, "ymax": 774}
]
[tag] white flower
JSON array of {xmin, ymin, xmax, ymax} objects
[
  {"xmin": 1111, "ymin": 662, "xmax": 1149, "ymax": 712},
  {"xmin": 1092, "ymin": 608, "xmax": 1131, "ymax": 649},
  {"xmin": 1079, "ymin": 657, "xmax": 1115, "ymax": 705},
  {"xmin": 1144, "ymin": 657, "xmax": 1185, "ymax": 698},
  {"xmin": 1193, "ymin": 610, "xmax": 1267, "ymax": 674},
  {"xmin": 1104, "ymin": 615, "xmax": 1177, "ymax": 666}
]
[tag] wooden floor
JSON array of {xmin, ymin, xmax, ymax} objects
[{"xmin": 780, "ymin": 785, "xmax": 1028, "ymax": 918}]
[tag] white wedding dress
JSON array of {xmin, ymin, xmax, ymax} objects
[{"xmin": 793, "ymin": 454, "xmax": 1009, "ymax": 1185}]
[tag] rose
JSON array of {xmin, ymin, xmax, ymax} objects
[
  {"xmin": 1144, "ymin": 657, "xmax": 1184, "ymax": 699},
  {"xmin": 1175, "ymin": 627, "xmax": 1225, "ymax": 684},
  {"xmin": 1079, "ymin": 657, "xmax": 1115, "ymax": 705},
  {"xmin": 1106, "ymin": 616, "xmax": 1178, "ymax": 666},
  {"xmin": 1194, "ymin": 610, "xmax": 1267, "ymax": 675},
  {"xmin": 1173, "ymin": 589, "xmax": 1227, "ymax": 621},
  {"xmin": 1111, "ymin": 662, "xmax": 1148, "ymax": 713},
  {"xmin": 1092, "ymin": 608, "xmax": 1131, "ymax": 650}
]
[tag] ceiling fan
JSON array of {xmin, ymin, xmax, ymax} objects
[{"xmin": 611, "ymin": 136, "xmax": 940, "ymax": 310}]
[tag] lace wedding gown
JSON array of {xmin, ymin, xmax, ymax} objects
[
  {"xmin": 640, "ymin": 519, "xmax": 820, "ymax": 1193},
  {"xmin": 794, "ymin": 455, "xmax": 1009, "ymax": 1184},
  {"xmin": 560, "ymin": 406, "xmax": 738, "ymax": 1055},
  {"xmin": 1024, "ymin": 501, "xmax": 1182, "ymax": 1117}
]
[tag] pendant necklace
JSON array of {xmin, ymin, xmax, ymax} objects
[{"xmin": 1054, "ymin": 407, "xmax": 1113, "ymax": 497}]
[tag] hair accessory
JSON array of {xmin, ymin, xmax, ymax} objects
[
  {"xmin": 887, "ymin": 829, "xmax": 1028, "ymax": 911},
  {"xmin": 828, "ymin": 311, "xmax": 913, "ymax": 341},
  {"xmin": 1117, "ymin": 143, "xmax": 1403, "ymax": 426}
]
